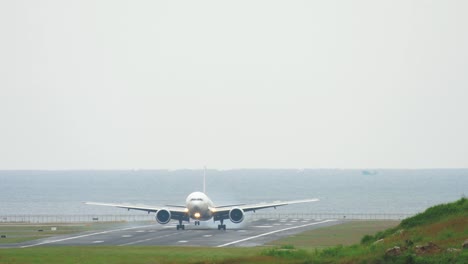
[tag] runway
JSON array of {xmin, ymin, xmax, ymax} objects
[{"xmin": 3, "ymin": 218, "xmax": 342, "ymax": 248}]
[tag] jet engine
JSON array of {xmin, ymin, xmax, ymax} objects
[
  {"xmin": 155, "ymin": 209, "xmax": 171, "ymax": 224},
  {"xmin": 229, "ymin": 208, "xmax": 245, "ymax": 223}
]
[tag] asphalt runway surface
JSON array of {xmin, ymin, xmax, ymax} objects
[{"xmin": 4, "ymin": 218, "xmax": 343, "ymax": 248}]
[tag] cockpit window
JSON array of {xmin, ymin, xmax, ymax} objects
[{"xmin": 190, "ymin": 198, "xmax": 203, "ymax": 201}]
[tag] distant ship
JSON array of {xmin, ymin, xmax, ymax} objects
[{"xmin": 362, "ymin": 170, "xmax": 378, "ymax": 175}]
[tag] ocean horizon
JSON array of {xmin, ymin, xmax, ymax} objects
[{"xmin": 1, "ymin": 169, "xmax": 466, "ymax": 216}]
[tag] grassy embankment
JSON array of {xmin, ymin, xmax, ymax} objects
[
  {"xmin": 0, "ymin": 198, "xmax": 466, "ymax": 263},
  {"xmin": 300, "ymin": 197, "xmax": 468, "ymax": 263}
]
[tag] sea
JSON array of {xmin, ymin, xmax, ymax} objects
[{"xmin": 0, "ymin": 169, "xmax": 466, "ymax": 216}]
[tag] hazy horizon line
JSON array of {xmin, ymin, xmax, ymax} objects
[{"xmin": 1, "ymin": 167, "xmax": 467, "ymax": 171}]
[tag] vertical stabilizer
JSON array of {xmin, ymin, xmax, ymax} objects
[{"xmin": 203, "ymin": 166, "xmax": 206, "ymax": 193}]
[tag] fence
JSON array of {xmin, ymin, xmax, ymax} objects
[
  {"xmin": 0, "ymin": 215, "xmax": 155, "ymax": 223},
  {"xmin": 249, "ymin": 212, "xmax": 413, "ymax": 220},
  {"xmin": 0, "ymin": 212, "xmax": 414, "ymax": 223}
]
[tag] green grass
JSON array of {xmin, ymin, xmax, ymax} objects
[
  {"xmin": 2, "ymin": 244, "xmax": 465, "ymax": 264},
  {"xmin": 0, "ymin": 247, "xmax": 266, "ymax": 264},
  {"xmin": 315, "ymin": 198, "xmax": 468, "ymax": 264},
  {"xmin": 400, "ymin": 197, "xmax": 468, "ymax": 229},
  {"xmin": 269, "ymin": 220, "xmax": 400, "ymax": 249}
]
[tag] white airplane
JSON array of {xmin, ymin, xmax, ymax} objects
[{"xmin": 86, "ymin": 170, "xmax": 319, "ymax": 230}]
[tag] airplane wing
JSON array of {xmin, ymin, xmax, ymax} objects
[
  {"xmin": 85, "ymin": 202, "xmax": 188, "ymax": 221},
  {"xmin": 212, "ymin": 198, "xmax": 319, "ymax": 221},
  {"xmin": 239, "ymin": 198, "xmax": 319, "ymax": 212}
]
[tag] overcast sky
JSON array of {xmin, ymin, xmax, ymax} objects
[{"xmin": 0, "ymin": 1, "xmax": 467, "ymax": 170}]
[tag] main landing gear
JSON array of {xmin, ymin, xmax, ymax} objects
[
  {"xmin": 175, "ymin": 219, "xmax": 226, "ymax": 230},
  {"xmin": 217, "ymin": 219, "xmax": 226, "ymax": 230},
  {"xmin": 176, "ymin": 219, "xmax": 185, "ymax": 230}
]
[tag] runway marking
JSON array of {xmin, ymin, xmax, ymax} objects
[
  {"xmin": 203, "ymin": 235, "xmax": 212, "ymax": 237},
  {"xmin": 178, "ymin": 240, "xmax": 188, "ymax": 243},
  {"xmin": 135, "ymin": 230, "xmax": 145, "ymax": 233},
  {"xmin": 122, "ymin": 235, "xmax": 132, "ymax": 238},
  {"xmin": 252, "ymin": 226, "xmax": 273, "ymax": 228},
  {"xmin": 92, "ymin": 241, "xmax": 104, "ymax": 244},
  {"xmin": 217, "ymin": 220, "xmax": 336, "ymax": 248},
  {"xmin": 119, "ymin": 233, "xmax": 180, "ymax": 246},
  {"xmin": 20, "ymin": 224, "xmax": 156, "ymax": 248}
]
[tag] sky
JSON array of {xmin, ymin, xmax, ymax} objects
[{"xmin": 0, "ymin": 0, "xmax": 467, "ymax": 170}]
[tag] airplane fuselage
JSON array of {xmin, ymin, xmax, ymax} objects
[{"xmin": 185, "ymin": 191, "xmax": 214, "ymax": 221}]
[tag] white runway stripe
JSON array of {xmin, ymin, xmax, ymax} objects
[
  {"xmin": 119, "ymin": 233, "xmax": 179, "ymax": 246},
  {"xmin": 217, "ymin": 220, "xmax": 336, "ymax": 248},
  {"xmin": 20, "ymin": 224, "xmax": 156, "ymax": 248}
]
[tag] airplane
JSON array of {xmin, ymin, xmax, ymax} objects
[{"xmin": 86, "ymin": 170, "xmax": 319, "ymax": 230}]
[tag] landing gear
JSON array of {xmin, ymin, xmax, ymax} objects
[
  {"xmin": 194, "ymin": 221, "xmax": 200, "ymax": 226},
  {"xmin": 176, "ymin": 219, "xmax": 185, "ymax": 230},
  {"xmin": 217, "ymin": 219, "xmax": 226, "ymax": 230}
]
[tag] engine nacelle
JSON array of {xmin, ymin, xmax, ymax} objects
[
  {"xmin": 229, "ymin": 208, "xmax": 245, "ymax": 223},
  {"xmin": 155, "ymin": 209, "xmax": 171, "ymax": 224}
]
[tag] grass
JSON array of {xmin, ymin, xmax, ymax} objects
[
  {"xmin": 400, "ymin": 197, "xmax": 467, "ymax": 229},
  {"xmin": 0, "ymin": 247, "xmax": 266, "ymax": 264},
  {"xmin": 1, "ymin": 245, "xmax": 464, "ymax": 264},
  {"xmin": 321, "ymin": 198, "xmax": 468, "ymax": 264},
  {"xmin": 269, "ymin": 220, "xmax": 400, "ymax": 249}
]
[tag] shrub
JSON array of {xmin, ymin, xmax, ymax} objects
[{"xmin": 361, "ymin": 234, "xmax": 373, "ymax": 244}]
